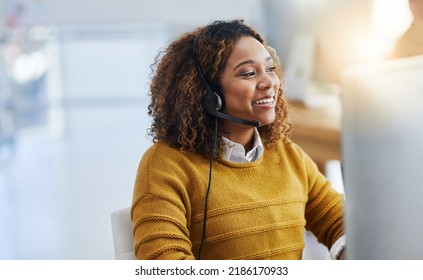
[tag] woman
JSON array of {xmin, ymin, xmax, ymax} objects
[{"xmin": 131, "ymin": 19, "xmax": 345, "ymax": 260}]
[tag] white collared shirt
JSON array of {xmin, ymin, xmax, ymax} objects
[{"xmin": 222, "ymin": 128, "xmax": 264, "ymax": 163}]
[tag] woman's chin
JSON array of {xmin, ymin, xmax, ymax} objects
[{"xmin": 257, "ymin": 115, "xmax": 276, "ymax": 127}]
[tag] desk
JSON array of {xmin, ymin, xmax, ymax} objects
[{"xmin": 289, "ymin": 101, "xmax": 341, "ymax": 173}]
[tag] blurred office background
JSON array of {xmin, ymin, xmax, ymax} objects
[{"xmin": 0, "ymin": 0, "xmax": 413, "ymax": 259}]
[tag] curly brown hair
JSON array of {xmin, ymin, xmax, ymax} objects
[{"xmin": 147, "ymin": 19, "xmax": 291, "ymax": 159}]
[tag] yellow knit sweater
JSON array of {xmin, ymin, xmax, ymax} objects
[{"xmin": 131, "ymin": 139, "xmax": 344, "ymax": 260}]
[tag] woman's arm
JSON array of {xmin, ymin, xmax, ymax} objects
[{"xmin": 131, "ymin": 145, "xmax": 196, "ymax": 260}]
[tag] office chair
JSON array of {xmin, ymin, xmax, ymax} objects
[{"xmin": 110, "ymin": 207, "xmax": 136, "ymax": 260}]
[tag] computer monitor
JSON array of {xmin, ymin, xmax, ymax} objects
[{"xmin": 341, "ymin": 55, "xmax": 423, "ymax": 259}]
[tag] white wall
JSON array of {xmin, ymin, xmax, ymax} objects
[
  {"xmin": 0, "ymin": 0, "xmax": 5, "ymax": 29},
  {"xmin": 4, "ymin": 0, "xmax": 264, "ymax": 31},
  {"xmin": 3, "ymin": 0, "xmax": 373, "ymax": 83}
]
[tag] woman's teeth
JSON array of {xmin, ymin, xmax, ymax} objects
[{"xmin": 252, "ymin": 97, "xmax": 274, "ymax": 105}]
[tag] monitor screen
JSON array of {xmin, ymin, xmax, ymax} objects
[{"xmin": 341, "ymin": 55, "xmax": 423, "ymax": 259}]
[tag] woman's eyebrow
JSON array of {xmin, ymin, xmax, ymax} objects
[{"xmin": 233, "ymin": 56, "xmax": 273, "ymax": 71}]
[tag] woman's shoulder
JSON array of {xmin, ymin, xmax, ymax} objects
[
  {"xmin": 142, "ymin": 141, "xmax": 176, "ymax": 156},
  {"xmin": 273, "ymin": 138, "xmax": 307, "ymax": 158},
  {"xmin": 140, "ymin": 141, "xmax": 205, "ymax": 166},
  {"xmin": 268, "ymin": 138, "xmax": 321, "ymax": 171},
  {"xmin": 277, "ymin": 138, "xmax": 322, "ymax": 174},
  {"xmin": 141, "ymin": 141, "xmax": 181, "ymax": 163}
]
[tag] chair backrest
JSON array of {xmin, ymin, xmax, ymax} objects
[{"xmin": 110, "ymin": 207, "xmax": 136, "ymax": 260}]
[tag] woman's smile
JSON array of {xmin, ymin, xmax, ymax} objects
[{"xmin": 252, "ymin": 95, "xmax": 276, "ymax": 108}]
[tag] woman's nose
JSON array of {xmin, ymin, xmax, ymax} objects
[{"xmin": 257, "ymin": 72, "xmax": 276, "ymax": 90}]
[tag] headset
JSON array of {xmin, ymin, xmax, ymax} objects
[{"xmin": 192, "ymin": 38, "xmax": 259, "ymax": 259}]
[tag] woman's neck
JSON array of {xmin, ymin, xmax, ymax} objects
[{"xmin": 222, "ymin": 123, "xmax": 255, "ymax": 152}]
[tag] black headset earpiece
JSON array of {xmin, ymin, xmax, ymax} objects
[
  {"xmin": 202, "ymin": 90, "xmax": 222, "ymax": 113},
  {"xmin": 192, "ymin": 38, "xmax": 260, "ymax": 127},
  {"xmin": 212, "ymin": 92, "xmax": 222, "ymax": 111}
]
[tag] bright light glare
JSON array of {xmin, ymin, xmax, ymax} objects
[
  {"xmin": 356, "ymin": 37, "xmax": 394, "ymax": 61},
  {"xmin": 354, "ymin": 0, "xmax": 415, "ymax": 61},
  {"xmin": 13, "ymin": 52, "xmax": 48, "ymax": 83},
  {"xmin": 373, "ymin": 0, "xmax": 413, "ymax": 44}
]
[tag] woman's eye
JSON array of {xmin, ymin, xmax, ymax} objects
[
  {"xmin": 267, "ymin": 66, "xmax": 277, "ymax": 72},
  {"xmin": 242, "ymin": 71, "xmax": 255, "ymax": 77}
]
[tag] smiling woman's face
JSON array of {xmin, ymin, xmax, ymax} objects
[{"xmin": 219, "ymin": 36, "xmax": 280, "ymax": 128}]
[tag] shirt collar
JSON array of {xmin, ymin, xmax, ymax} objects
[{"xmin": 222, "ymin": 128, "xmax": 264, "ymax": 163}]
